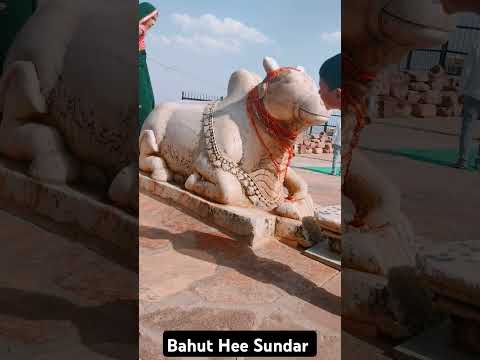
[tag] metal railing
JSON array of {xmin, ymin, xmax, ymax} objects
[
  {"xmin": 402, "ymin": 23, "xmax": 480, "ymax": 75},
  {"xmin": 181, "ymin": 91, "xmax": 223, "ymax": 102},
  {"xmin": 310, "ymin": 114, "xmax": 339, "ymax": 135}
]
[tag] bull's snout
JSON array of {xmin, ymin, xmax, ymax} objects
[{"xmin": 298, "ymin": 93, "xmax": 330, "ymax": 125}]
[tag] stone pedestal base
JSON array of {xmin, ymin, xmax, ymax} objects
[
  {"xmin": 0, "ymin": 157, "xmax": 137, "ymax": 258},
  {"xmin": 342, "ymin": 268, "xmax": 411, "ymax": 339},
  {"xmin": 417, "ymin": 240, "xmax": 480, "ymax": 354},
  {"xmin": 140, "ymin": 173, "xmax": 276, "ymax": 247},
  {"xmin": 139, "ymin": 173, "xmax": 338, "ymax": 256}
]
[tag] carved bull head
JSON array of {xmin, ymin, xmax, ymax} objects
[{"xmin": 254, "ymin": 57, "xmax": 329, "ymax": 137}]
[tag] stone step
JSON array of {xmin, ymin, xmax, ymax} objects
[{"xmin": 303, "ymin": 241, "xmax": 341, "ymax": 270}]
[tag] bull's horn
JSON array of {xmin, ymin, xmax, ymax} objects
[{"xmin": 263, "ymin": 57, "xmax": 279, "ymax": 73}]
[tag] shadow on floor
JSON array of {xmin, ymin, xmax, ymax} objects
[
  {"xmin": 0, "ymin": 288, "xmax": 138, "ymax": 359},
  {"xmin": 141, "ymin": 225, "xmax": 340, "ymax": 317}
]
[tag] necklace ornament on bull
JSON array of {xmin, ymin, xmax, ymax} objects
[
  {"xmin": 246, "ymin": 67, "xmax": 302, "ymax": 178},
  {"xmin": 342, "ymin": 55, "xmax": 378, "ymax": 228},
  {"xmin": 201, "ymin": 67, "xmax": 301, "ymax": 210},
  {"xmin": 202, "ymin": 101, "xmax": 283, "ymax": 211}
]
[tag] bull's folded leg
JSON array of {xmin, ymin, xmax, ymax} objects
[
  {"xmin": 284, "ymin": 167, "xmax": 309, "ymax": 200},
  {"xmin": 273, "ymin": 167, "xmax": 315, "ymax": 220},
  {"xmin": 140, "ymin": 155, "xmax": 173, "ymax": 182},
  {"xmin": 7, "ymin": 123, "xmax": 78, "ymax": 182},
  {"xmin": 138, "ymin": 129, "xmax": 173, "ymax": 182},
  {"xmin": 109, "ymin": 162, "xmax": 138, "ymax": 210},
  {"xmin": 185, "ymin": 154, "xmax": 247, "ymax": 206},
  {"xmin": 29, "ymin": 151, "xmax": 79, "ymax": 183},
  {"xmin": 0, "ymin": 60, "xmax": 78, "ymax": 183},
  {"xmin": 273, "ymin": 201, "xmax": 302, "ymax": 220}
]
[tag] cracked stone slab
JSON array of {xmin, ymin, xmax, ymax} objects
[
  {"xmin": 140, "ymin": 248, "xmax": 218, "ymax": 302},
  {"xmin": 192, "ymin": 269, "xmax": 284, "ymax": 305},
  {"xmin": 142, "ymin": 307, "xmax": 257, "ymax": 331},
  {"xmin": 0, "ymin": 158, "xmax": 137, "ymax": 255}
]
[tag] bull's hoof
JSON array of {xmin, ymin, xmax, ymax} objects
[
  {"xmin": 273, "ymin": 202, "xmax": 301, "ymax": 220},
  {"xmin": 274, "ymin": 195, "xmax": 315, "ymax": 220},
  {"xmin": 151, "ymin": 168, "xmax": 171, "ymax": 182},
  {"xmin": 29, "ymin": 152, "xmax": 79, "ymax": 183},
  {"xmin": 184, "ymin": 173, "xmax": 199, "ymax": 191}
]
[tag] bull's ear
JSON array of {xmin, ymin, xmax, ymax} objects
[
  {"xmin": 263, "ymin": 57, "xmax": 279, "ymax": 73},
  {"xmin": 257, "ymin": 82, "xmax": 267, "ymax": 99},
  {"xmin": 296, "ymin": 66, "xmax": 305, "ymax": 72}
]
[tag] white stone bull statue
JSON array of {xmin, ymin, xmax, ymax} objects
[
  {"xmin": 342, "ymin": 0, "xmax": 456, "ymax": 264},
  {"xmin": 341, "ymin": 0, "xmax": 459, "ymax": 336},
  {"xmin": 140, "ymin": 57, "xmax": 330, "ymax": 220},
  {"xmin": 0, "ymin": 0, "xmax": 137, "ymax": 210}
]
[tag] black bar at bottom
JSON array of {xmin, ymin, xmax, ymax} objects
[{"xmin": 163, "ymin": 330, "xmax": 317, "ymax": 357}]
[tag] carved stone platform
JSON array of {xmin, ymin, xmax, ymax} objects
[
  {"xmin": 416, "ymin": 240, "xmax": 480, "ymax": 353},
  {"xmin": 417, "ymin": 240, "xmax": 480, "ymax": 308},
  {"xmin": 139, "ymin": 173, "xmax": 336, "ymax": 255},
  {"xmin": 314, "ymin": 205, "xmax": 341, "ymax": 234},
  {"xmin": 0, "ymin": 157, "xmax": 138, "ymax": 256}
]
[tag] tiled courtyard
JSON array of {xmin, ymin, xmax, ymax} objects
[
  {"xmin": 139, "ymin": 156, "xmax": 342, "ymax": 359},
  {"xmin": 0, "ymin": 209, "xmax": 137, "ymax": 359}
]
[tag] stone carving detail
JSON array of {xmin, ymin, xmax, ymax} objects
[
  {"xmin": 202, "ymin": 101, "xmax": 281, "ymax": 210},
  {"xmin": 341, "ymin": 0, "xmax": 464, "ymax": 339},
  {"xmin": 342, "ymin": 0, "xmax": 456, "ymax": 246}
]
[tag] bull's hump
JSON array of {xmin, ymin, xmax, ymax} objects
[
  {"xmin": 227, "ymin": 69, "xmax": 261, "ymax": 101},
  {"xmin": 6, "ymin": 2, "xmax": 91, "ymax": 97}
]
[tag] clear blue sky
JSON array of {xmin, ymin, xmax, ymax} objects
[{"xmin": 143, "ymin": 0, "xmax": 341, "ymax": 103}]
